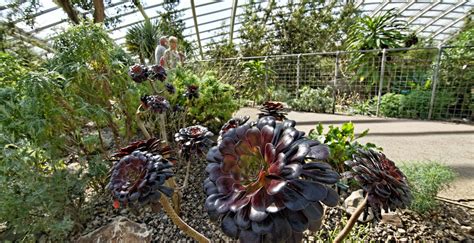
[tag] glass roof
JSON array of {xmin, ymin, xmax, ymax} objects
[{"xmin": 1, "ymin": 0, "xmax": 473, "ymax": 57}]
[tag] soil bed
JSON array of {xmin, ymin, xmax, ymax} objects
[{"xmin": 76, "ymin": 157, "xmax": 474, "ymax": 242}]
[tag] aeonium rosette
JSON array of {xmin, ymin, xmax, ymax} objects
[
  {"xmin": 344, "ymin": 149, "xmax": 412, "ymax": 219},
  {"xmin": 140, "ymin": 95, "xmax": 170, "ymax": 114},
  {"xmin": 204, "ymin": 116, "xmax": 340, "ymax": 242},
  {"xmin": 107, "ymin": 138, "xmax": 175, "ymax": 208},
  {"xmin": 175, "ymin": 125, "xmax": 214, "ymax": 159},
  {"xmin": 128, "ymin": 64, "xmax": 149, "ymax": 83}
]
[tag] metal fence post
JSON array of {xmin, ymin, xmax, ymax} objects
[
  {"xmin": 376, "ymin": 49, "xmax": 387, "ymax": 117},
  {"xmin": 428, "ymin": 46, "xmax": 443, "ymax": 120},
  {"xmin": 296, "ymin": 54, "xmax": 301, "ymax": 98},
  {"xmin": 332, "ymin": 51, "xmax": 340, "ymax": 114},
  {"xmin": 264, "ymin": 56, "xmax": 269, "ymax": 100}
]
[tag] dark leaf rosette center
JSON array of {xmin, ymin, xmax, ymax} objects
[{"xmin": 204, "ymin": 116, "xmax": 340, "ymax": 242}]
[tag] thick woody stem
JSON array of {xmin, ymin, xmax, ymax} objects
[
  {"xmin": 159, "ymin": 196, "xmax": 210, "ymax": 243},
  {"xmin": 334, "ymin": 195, "xmax": 369, "ymax": 243}
]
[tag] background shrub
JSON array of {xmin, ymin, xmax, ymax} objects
[
  {"xmin": 170, "ymin": 68, "xmax": 239, "ymax": 132},
  {"xmin": 290, "ymin": 86, "xmax": 333, "ymax": 113},
  {"xmin": 400, "ymin": 90, "xmax": 455, "ymax": 119},
  {"xmin": 308, "ymin": 122, "xmax": 381, "ymax": 173},
  {"xmin": 379, "ymin": 93, "xmax": 403, "ymax": 117},
  {"xmin": 400, "ymin": 162, "xmax": 456, "ymax": 214}
]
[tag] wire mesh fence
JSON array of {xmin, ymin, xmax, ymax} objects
[{"xmin": 187, "ymin": 46, "xmax": 473, "ymax": 122}]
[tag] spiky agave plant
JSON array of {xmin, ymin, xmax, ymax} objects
[
  {"xmin": 334, "ymin": 149, "xmax": 411, "ymax": 243},
  {"xmin": 204, "ymin": 116, "xmax": 340, "ymax": 242},
  {"xmin": 108, "ymin": 138, "xmax": 209, "ymax": 242},
  {"xmin": 258, "ymin": 101, "xmax": 288, "ymax": 121}
]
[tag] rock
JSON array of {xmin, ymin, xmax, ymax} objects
[
  {"xmin": 461, "ymin": 226, "xmax": 473, "ymax": 235},
  {"xmin": 77, "ymin": 216, "xmax": 151, "ymax": 243},
  {"xmin": 397, "ymin": 228, "xmax": 406, "ymax": 234},
  {"xmin": 343, "ymin": 189, "xmax": 374, "ymax": 223},
  {"xmin": 381, "ymin": 211, "xmax": 403, "ymax": 227}
]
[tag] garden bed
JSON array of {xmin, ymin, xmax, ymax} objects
[{"xmin": 76, "ymin": 156, "xmax": 474, "ymax": 242}]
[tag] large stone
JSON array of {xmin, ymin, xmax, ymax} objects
[
  {"xmin": 381, "ymin": 211, "xmax": 403, "ymax": 227},
  {"xmin": 77, "ymin": 216, "xmax": 151, "ymax": 243},
  {"xmin": 343, "ymin": 189, "xmax": 374, "ymax": 223}
]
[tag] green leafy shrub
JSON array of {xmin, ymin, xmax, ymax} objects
[
  {"xmin": 308, "ymin": 122, "xmax": 381, "ymax": 172},
  {"xmin": 170, "ymin": 68, "xmax": 239, "ymax": 132},
  {"xmin": 269, "ymin": 86, "xmax": 292, "ymax": 102},
  {"xmin": 239, "ymin": 60, "xmax": 274, "ymax": 104},
  {"xmin": 290, "ymin": 86, "xmax": 333, "ymax": 113},
  {"xmin": 351, "ymin": 97, "xmax": 377, "ymax": 116},
  {"xmin": 379, "ymin": 93, "xmax": 403, "ymax": 117},
  {"xmin": 400, "ymin": 90, "xmax": 455, "ymax": 119},
  {"xmin": 400, "ymin": 162, "xmax": 456, "ymax": 214},
  {"xmin": 0, "ymin": 138, "xmax": 87, "ymax": 241}
]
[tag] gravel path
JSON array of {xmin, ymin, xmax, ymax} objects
[{"xmin": 235, "ymin": 107, "xmax": 474, "ymax": 205}]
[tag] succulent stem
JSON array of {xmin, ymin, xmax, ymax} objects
[
  {"xmin": 334, "ymin": 194, "xmax": 369, "ymax": 243},
  {"xmin": 136, "ymin": 105, "xmax": 151, "ymax": 139},
  {"xmin": 177, "ymin": 159, "xmax": 192, "ymax": 190},
  {"xmin": 149, "ymin": 79, "xmax": 158, "ymax": 93},
  {"xmin": 159, "ymin": 113, "xmax": 168, "ymax": 143},
  {"xmin": 159, "ymin": 195, "xmax": 210, "ymax": 243},
  {"xmin": 165, "ymin": 178, "xmax": 182, "ymax": 215}
]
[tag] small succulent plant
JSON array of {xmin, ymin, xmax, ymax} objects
[
  {"xmin": 128, "ymin": 64, "xmax": 149, "ymax": 83},
  {"xmin": 204, "ymin": 116, "xmax": 340, "ymax": 242},
  {"xmin": 149, "ymin": 65, "xmax": 167, "ymax": 82},
  {"xmin": 141, "ymin": 95, "xmax": 170, "ymax": 114},
  {"xmin": 344, "ymin": 149, "xmax": 412, "ymax": 219},
  {"xmin": 165, "ymin": 82, "xmax": 176, "ymax": 94},
  {"xmin": 184, "ymin": 84, "xmax": 200, "ymax": 100},
  {"xmin": 107, "ymin": 138, "xmax": 175, "ymax": 208},
  {"xmin": 258, "ymin": 101, "xmax": 288, "ymax": 121},
  {"xmin": 218, "ymin": 116, "xmax": 250, "ymax": 143},
  {"xmin": 174, "ymin": 125, "xmax": 214, "ymax": 158}
]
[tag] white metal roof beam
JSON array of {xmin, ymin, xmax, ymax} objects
[
  {"xmin": 407, "ymin": 0, "xmax": 441, "ymax": 25},
  {"xmin": 370, "ymin": 0, "xmax": 390, "ymax": 18},
  {"xmin": 429, "ymin": 12, "xmax": 470, "ymax": 39},
  {"xmin": 229, "ymin": 0, "xmax": 238, "ymax": 45},
  {"xmin": 355, "ymin": 0, "xmax": 364, "ymax": 9},
  {"xmin": 416, "ymin": 0, "xmax": 467, "ymax": 33},
  {"xmin": 397, "ymin": 0, "xmax": 416, "ymax": 14},
  {"xmin": 190, "ymin": 0, "xmax": 203, "ymax": 59}
]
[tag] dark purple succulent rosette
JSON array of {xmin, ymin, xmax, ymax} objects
[
  {"xmin": 107, "ymin": 138, "xmax": 175, "ymax": 208},
  {"xmin": 184, "ymin": 84, "xmax": 200, "ymax": 100},
  {"xmin": 149, "ymin": 65, "xmax": 167, "ymax": 82},
  {"xmin": 218, "ymin": 116, "xmax": 250, "ymax": 143},
  {"xmin": 204, "ymin": 116, "xmax": 340, "ymax": 242},
  {"xmin": 141, "ymin": 95, "xmax": 170, "ymax": 114},
  {"xmin": 174, "ymin": 125, "xmax": 215, "ymax": 159},
  {"xmin": 128, "ymin": 64, "xmax": 149, "ymax": 83},
  {"xmin": 258, "ymin": 101, "xmax": 288, "ymax": 121},
  {"xmin": 165, "ymin": 82, "xmax": 176, "ymax": 94},
  {"xmin": 344, "ymin": 149, "xmax": 412, "ymax": 219}
]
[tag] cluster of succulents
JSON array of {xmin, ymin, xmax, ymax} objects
[
  {"xmin": 141, "ymin": 95, "xmax": 170, "ymax": 113},
  {"xmin": 258, "ymin": 101, "xmax": 288, "ymax": 121},
  {"xmin": 128, "ymin": 64, "xmax": 149, "ymax": 83},
  {"xmin": 108, "ymin": 138, "xmax": 175, "ymax": 208},
  {"xmin": 128, "ymin": 64, "xmax": 167, "ymax": 83},
  {"xmin": 204, "ymin": 116, "xmax": 340, "ymax": 242},
  {"xmin": 184, "ymin": 84, "xmax": 199, "ymax": 100},
  {"xmin": 175, "ymin": 125, "xmax": 214, "ymax": 159},
  {"xmin": 344, "ymin": 149, "xmax": 412, "ymax": 219}
]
